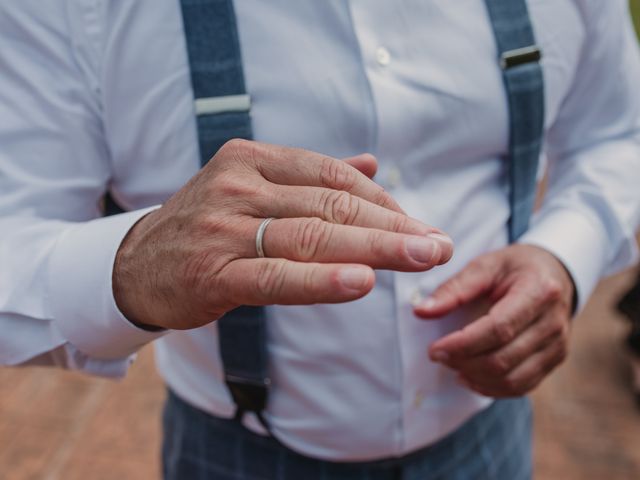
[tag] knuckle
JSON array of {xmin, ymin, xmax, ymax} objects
[
  {"xmin": 323, "ymin": 190, "xmax": 360, "ymax": 225},
  {"xmin": 389, "ymin": 213, "xmax": 410, "ymax": 233},
  {"xmin": 255, "ymin": 260, "xmax": 287, "ymax": 299},
  {"xmin": 541, "ymin": 278, "xmax": 563, "ymax": 302},
  {"xmin": 216, "ymin": 138, "xmax": 250, "ymax": 163},
  {"xmin": 372, "ymin": 186, "xmax": 392, "ymax": 207},
  {"xmin": 212, "ymin": 263, "xmax": 241, "ymax": 308},
  {"xmin": 193, "ymin": 211, "xmax": 231, "ymax": 237},
  {"xmin": 319, "ymin": 156, "xmax": 356, "ymax": 191},
  {"xmin": 249, "ymin": 183, "xmax": 275, "ymax": 216},
  {"xmin": 296, "ymin": 217, "xmax": 329, "ymax": 260},
  {"xmin": 368, "ymin": 229, "xmax": 393, "ymax": 260},
  {"xmin": 217, "ymin": 173, "xmax": 254, "ymax": 199},
  {"xmin": 503, "ymin": 376, "xmax": 525, "ymax": 394},
  {"xmin": 193, "ymin": 213, "xmax": 216, "ymax": 236},
  {"xmin": 301, "ymin": 265, "xmax": 322, "ymax": 298},
  {"xmin": 466, "ymin": 257, "xmax": 487, "ymax": 275},
  {"xmin": 487, "ymin": 354, "xmax": 512, "ymax": 376},
  {"xmin": 491, "ymin": 318, "xmax": 516, "ymax": 344},
  {"xmin": 220, "ymin": 138, "xmax": 250, "ymax": 154},
  {"xmin": 546, "ymin": 318, "xmax": 565, "ymax": 339},
  {"xmin": 180, "ymin": 253, "xmax": 211, "ymax": 292},
  {"xmin": 183, "ymin": 252, "xmax": 229, "ymax": 301},
  {"xmin": 217, "ymin": 139, "xmax": 263, "ymax": 172}
]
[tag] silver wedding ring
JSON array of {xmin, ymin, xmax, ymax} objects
[{"xmin": 255, "ymin": 217, "xmax": 275, "ymax": 258}]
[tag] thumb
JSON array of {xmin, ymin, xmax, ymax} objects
[
  {"xmin": 343, "ymin": 153, "xmax": 378, "ymax": 179},
  {"xmin": 413, "ymin": 258, "xmax": 497, "ymax": 319}
]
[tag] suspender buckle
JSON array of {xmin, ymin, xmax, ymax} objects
[{"xmin": 500, "ymin": 45, "xmax": 542, "ymax": 70}]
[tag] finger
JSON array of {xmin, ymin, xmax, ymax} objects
[
  {"xmin": 342, "ymin": 153, "xmax": 378, "ymax": 180},
  {"xmin": 261, "ymin": 217, "xmax": 452, "ymax": 271},
  {"xmin": 503, "ymin": 336, "xmax": 567, "ymax": 393},
  {"xmin": 261, "ymin": 184, "xmax": 445, "ymax": 237},
  {"xmin": 239, "ymin": 141, "xmax": 404, "ymax": 213},
  {"xmin": 219, "ymin": 257, "xmax": 375, "ymax": 305},
  {"xmin": 451, "ymin": 311, "xmax": 568, "ymax": 380},
  {"xmin": 429, "ymin": 281, "xmax": 551, "ymax": 360},
  {"xmin": 414, "ymin": 258, "xmax": 499, "ymax": 319},
  {"xmin": 458, "ymin": 338, "xmax": 567, "ymax": 397}
]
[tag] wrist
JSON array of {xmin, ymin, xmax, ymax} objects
[
  {"xmin": 518, "ymin": 244, "xmax": 577, "ymax": 315},
  {"xmin": 112, "ymin": 211, "xmax": 164, "ymax": 329}
]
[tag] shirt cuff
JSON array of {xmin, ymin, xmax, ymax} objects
[
  {"xmin": 47, "ymin": 206, "xmax": 166, "ymax": 360},
  {"xmin": 518, "ymin": 208, "xmax": 609, "ymax": 313}
]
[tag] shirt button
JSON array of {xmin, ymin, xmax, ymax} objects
[
  {"xmin": 375, "ymin": 46, "xmax": 391, "ymax": 67},
  {"xmin": 387, "ymin": 167, "xmax": 402, "ymax": 188},
  {"xmin": 410, "ymin": 289, "xmax": 423, "ymax": 307},
  {"xmin": 414, "ymin": 390, "xmax": 425, "ymax": 408}
]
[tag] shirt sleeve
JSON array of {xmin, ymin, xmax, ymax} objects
[
  {"xmin": 0, "ymin": 3, "xmax": 165, "ymax": 376},
  {"xmin": 519, "ymin": 0, "xmax": 640, "ymax": 312}
]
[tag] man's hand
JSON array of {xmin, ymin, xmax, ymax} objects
[
  {"xmin": 414, "ymin": 244, "xmax": 575, "ymax": 397},
  {"xmin": 113, "ymin": 140, "xmax": 453, "ymax": 330}
]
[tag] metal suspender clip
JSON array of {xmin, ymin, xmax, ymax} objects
[
  {"xmin": 225, "ymin": 374, "xmax": 271, "ymax": 416},
  {"xmin": 194, "ymin": 94, "xmax": 252, "ymax": 116},
  {"xmin": 500, "ymin": 45, "xmax": 542, "ymax": 70},
  {"xmin": 225, "ymin": 374, "xmax": 272, "ymax": 432}
]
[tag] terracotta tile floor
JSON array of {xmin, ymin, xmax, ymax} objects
[{"xmin": 1, "ymin": 268, "xmax": 639, "ymax": 480}]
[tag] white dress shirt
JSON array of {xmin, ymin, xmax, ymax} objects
[{"xmin": 1, "ymin": 0, "xmax": 640, "ymax": 461}]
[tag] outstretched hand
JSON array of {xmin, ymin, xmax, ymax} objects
[
  {"xmin": 113, "ymin": 140, "xmax": 453, "ymax": 330},
  {"xmin": 414, "ymin": 244, "xmax": 575, "ymax": 397}
]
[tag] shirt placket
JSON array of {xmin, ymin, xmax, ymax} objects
[{"xmin": 348, "ymin": 0, "xmax": 440, "ymax": 456}]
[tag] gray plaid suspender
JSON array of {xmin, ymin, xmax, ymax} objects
[
  {"xmin": 179, "ymin": 0, "xmax": 270, "ymax": 430},
  {"xmin": 484, "ymin": 0, "xmax": 545, "ymax": 242}
]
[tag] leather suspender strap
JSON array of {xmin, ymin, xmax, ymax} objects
[
  {"xmin": 484, "ymin": 0, "xmax": 546, "ymax": 242},
  {"xmin": 179, "ymin": 0, "xmax": 271, "ymax": 430}
]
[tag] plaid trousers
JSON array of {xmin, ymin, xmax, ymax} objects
[{"xmin": 162, "ymin": 390, "xmax": 532, "ymax": 480}]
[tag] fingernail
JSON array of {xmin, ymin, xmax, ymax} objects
[
  {"xmin": 427, "ymin": 233, "xmax": 453, "ymax": 245},
  {"xmin": 338, "ymin": 267, "xmax": 371, "ymax": 291},
  {"xmin": 419, "ymin": 297, "xmax": 437, "ymax": 310},
  {"xmin": 431, "ymin": 350, "xmax": 450, "ymax": 363},
  {"xmin": 406, "ymin": 237, "xmax": 438, "ymax": 264}
]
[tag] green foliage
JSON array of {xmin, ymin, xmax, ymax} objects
[{"xmin": 632, "ymin": 0, "xmax": 640, "ymax": 37}]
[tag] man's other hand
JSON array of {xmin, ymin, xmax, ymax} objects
[
  {"xmin": 414, "ymin": 244, "xmax": 575, "ymax": 397},
  {"xmin": 113, "ymin": 140, "xmax": 453, "ymax": 330}
]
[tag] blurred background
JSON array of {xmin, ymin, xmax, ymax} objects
[{"xmin": 1, "ymin": 2, "xmax": 640, "ymax": 479}]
